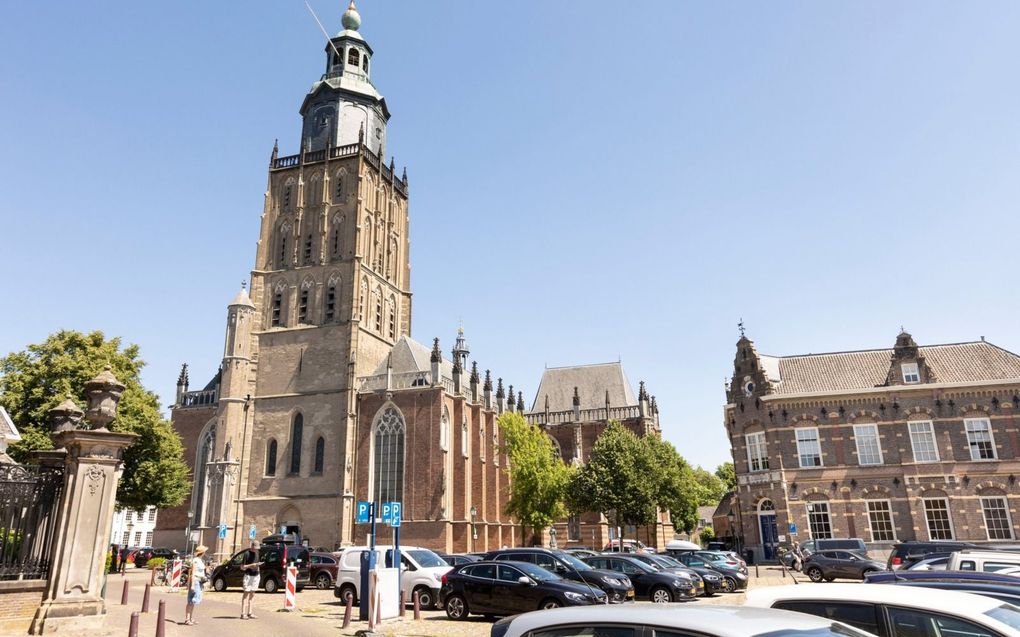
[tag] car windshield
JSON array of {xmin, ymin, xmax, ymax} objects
[
  {"xmin": 757, "ymin": 624, "xmax": 873, "ymax": 637},
  {"xmin": 653, "ymin": 554, "xmax": 683, "ymax": 568},
  {"xmin": 554, "ymin": 551, "xmax": 593, "ymax": 571},
  {"xmin": 516, "ymin": 562, "xmax": 560, "ymax": 582},
  {"xmin": 984, "ymin": 604, "xmax": 1020, "ymax": 630},
  {"xmin": 406, "ymin": 549, "xmax": 447, "ymax": 568}
]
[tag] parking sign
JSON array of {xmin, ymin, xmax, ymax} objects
[
  {"xmin": 249, "ymin": 524, "xmax": 257, "ymax": 540},
  {"xmin": 218, "ymin": 523, "xmax": 228, "ymax": 540},
  {"xmin": 391, "ymin": 502, "xmax": 401, "ymax": 527},
  {"xmin": 381, "ymin": 502, "xmax": 392, "ymax": 524},
  {"xmin": 356, "ymin": 501, "xmax": 371, "ymax": 524}
]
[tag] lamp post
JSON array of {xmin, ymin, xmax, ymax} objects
[
  {"xmin": 469, "ymin": 506, "xmax": 477, "ymax": 550},
  {"xmin": 186, "ymin": 511, "xmax": 194, "ymax": 556}
]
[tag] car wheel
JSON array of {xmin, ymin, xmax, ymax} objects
[
  {"xmin": 339, "ymin": 584, "xmax": 357, "ymax": 604},
  {"xmin": 650, "ymin": 586, "xmax": 673, "ymax": 604},
  {"xmin": 212, "ymin": 576, "xmax": 227, "ymax": 592},
  {"xmin": 805, "ymin": 566, "xmax": 824, "ymax": 582},
  {"xmin": 445, "ymin": 594, "xmax": 468, "ymax": 620},
  {"xmin": 540, "ymin": 598, "xmax": 562, "ymax": 610},
  {"xmin": 413, "ymin": 586, "xmax": 434, "ymax": 610},
  {"xmin": 721, "ymin": 577, "xmax": 736, "ymax": 593},
  {"xmin": 315, "ymin": 573, "xmax": 332, "ymax": 589},
  {"xmin": 264, "ymin": 577, "xmax": 279, "ymax": 594}
]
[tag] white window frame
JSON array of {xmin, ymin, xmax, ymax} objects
[
  {"xmin": 981, "ymin": 496, "xmax": 1014, "ymax": 540},
  {"xmin": 866, "ymin": 499, "xmax": 896, "ymax": 542},
  {"xmin": 795, "ymin": 427, "xmax": 823, "ymax": 468},
  {"xmin": 745, "ymin": 432, "xmax": 769, "ymax": 472},
  {"xmin": 853, "ymin": 423, "xmax": 884, "ymax": 466},
  {"xmin": 923, "ymin": 497, "xmax": 955, "ymax": 540},
  {"xmin": 807, "ymin": 501, "xmax": 833, "ymax": 539},
  {"xmin": 965, "ymin": 418, "xmax": 997, "ymax": 461},
  {"xmin": 908, "ymin": 420, "xmax": 940, "ymax": 463},
  {"xmin": 902, "ymin": 362, "xmax": 920, "ymax": 384}
]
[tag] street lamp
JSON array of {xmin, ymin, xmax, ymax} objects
[
  {"xmin": 469, "ymin": 506, "xmax": 477, "ymax": 541},
  {"xmin": 805, "ymin": 503, "xmax": 814, "ymax": 541},
  {"xmin": 186, "ymin": 511, "xmax": 194, "ymax": 556}
]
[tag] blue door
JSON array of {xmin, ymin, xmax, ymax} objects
[{"xmin": 759, "ymin": 514, "xmax": 778, "ymax": 560}]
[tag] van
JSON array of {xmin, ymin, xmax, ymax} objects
[
  {"xmin": 801, "ymin": 538, "xmax": 867, "ymax": 556},
  {"xmin": 947, "ymin": 550, "xmax": 1020, "ymax": 573},
  {"xmin": 210, "ymin": 543, "xmax": 310, "ymax": 593},
  {"xmin": 333, "ymin": 545, "xmax": 450, "ymax": 610}
]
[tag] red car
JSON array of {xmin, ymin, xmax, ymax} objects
[{"xmin": 309, "ymin": 552, "xmax": 340, "ymax": 589}]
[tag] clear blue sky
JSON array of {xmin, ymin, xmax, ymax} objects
[{"xmin": 4, "ymin": 2, "xmax": 1020, "ymax": 471}]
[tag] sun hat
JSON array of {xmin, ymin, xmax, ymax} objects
[{"xmin": 194, "ymin": 545, "xmax": 208, "ymax": 556}]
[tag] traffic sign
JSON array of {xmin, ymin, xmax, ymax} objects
[
  {"xmin": 381, "ymin": 502, "xmax": 392, "ymax": 524},
  {"xmin": 789, "ymin": 523, "xmax": 798, "ymax": 536},
  {"xmin": 217, "ymin": 523, "xmax": 228, "ymax": 540},
  {"xmin": 249, "ymin": 524, "xmax": 257, "ymax": 540},
  {"xmin": 356, "ymin": 501, "xmax": 371, "ymax": 524},
  {"xmin": 391, "ymin": 502, "xmax": 401, "ymax": 527}
]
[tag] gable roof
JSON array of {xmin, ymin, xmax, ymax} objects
[
  {"xmin": 529, "ymin": 362, "xmax": 637, "ymax": 412},
  {"xmin": 761, "ymin": 341, "xmax": 1020, "ymax": 396},
  {"xmin": 369, "ymin": 335, "xmax": 453, "ymax": 379},
  {"xmin": 0, "ymin": 407, "xmax": 21, "ymax": 443}
]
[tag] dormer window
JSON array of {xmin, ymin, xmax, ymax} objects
[
  {"xmin": 348, "ymin": 48, "xmax": 360, "ymax": 67},
  {"xmin": 902, "ymin": 362, "xmax": 920, "ymax": 384}
]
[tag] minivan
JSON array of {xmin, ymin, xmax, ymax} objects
[
  {"xmin": 947, "ymin": 549, "xmax": 1020, "ymax": 573},
  {"xmin": 210, "ymin": 544, "xmax": 310, "ymax": 593},
  {"xmin": 333, "ymin": 545, "xmax": 451, "ymax": 610},
  {"xmin": 800, "ymin": 538, "xmax": 867, "ymax": 555}
]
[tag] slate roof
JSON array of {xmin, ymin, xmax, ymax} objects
[
  {"xmin": 369, "ymin": 335, "xmax": 453, "ymax": 379},
  {"xmin": 529, "ymin": 362, "xmax": 637, "ymax": 412},
  {"xmin": 0, "ymin": 407, "xmax": 21, "ymax": 443},
  {"xmin": 761, "ymin": 341, "xmax": 1020, "ymax": 396}
]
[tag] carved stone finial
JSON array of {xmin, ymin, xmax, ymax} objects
[
  {"xmin": 572, "ymin": 386, "xmax": 580, "ymax": 407},
  {"xmin": 517, "ymin": 392, "xmax": 525, "ymax": 412},
  {"xmin": 430, "ymin": 337, "xmax": 441, "ymax": 363},
  {"xmin": 470, "ymin": 361, "xmax": 480, "ymax": 384},
  {"xmin": 177, "ymin": 363, "xmax": 189, "ymax": 386},
  {"xmin": 49, "ymin": 394, "xmax": 84, "ymax": 433},
  {"xmin": 496, "ymin": 378, "xmax": 504, "ymax": 399},
  {"xmin": 84, "ymin": 365, "xmax": 125, "ymax": 431},
  {"xmin": 483, "ymin": 370, "xmax": 492, "ymax": 392},
  {"xmin": 638, "ymin": 380, "xmax": 648, "ymax": 401}
]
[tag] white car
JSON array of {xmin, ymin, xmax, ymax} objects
[
  {"xmin": 747, "ymin": 583, "xmax": 1020, "ymax": 637},
  {"xmin": 333, "ymin": 544, "xmax": 450, "ymax": 610},
  {"xmin": 490, "ymin": 604, "xmax": 877, "ymax": 637}
]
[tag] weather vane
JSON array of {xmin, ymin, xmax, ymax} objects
[{"xmin": 738, "ymin": 318, "xmax": 746, "ymax": 338}]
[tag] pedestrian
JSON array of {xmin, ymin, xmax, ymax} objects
[
  {"xmin": 184, "ymin": 545, "xmax": 208, "ymax": 626},
  {"xmin": 109, "ymin": 544, "xmax": 120, "ymax": 574},
  {"xmin": 240, "ymin": 540, "xmax": 263, "ymax": 620}
]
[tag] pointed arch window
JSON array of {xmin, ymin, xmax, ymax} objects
[
  {"xmin": 440, "ymin": 406, "xmax": 450, "ymax": 452},
  {"xmin": 373, "ymin": 288, "xmax": 382, "ymax": 332},
  {"xmin": 347, "ymin": 47, "xmax": 360, "ymax": 67},
  {"xmin": 265, "ymin": 439, "xmax": 278, "ymax": 476},
  {"xmin": 271, "ymin": 288, "xmax": 283, "ymax": 327},
  {"xmin": 386, "ymin": 296, "xmax": 396, "ymax": 339},
  {"xmin": 358, "ymin": 278, "xmax": 367, "ymax": 319},
  {"xmin": 313, "ymin": 436, "xmax": 325, "ymax": 475},
  {"xmin": 331, "ymin": 214, "xmax": 344, "ymax": 260},
  {"xmin": 194, "ymin": 427, "xmax": 216, "ymax": 526},
  {"xmin": 283, "ymin": 185, "xmax": 293, "ymax": 212},
  {"xmin": 461, "ymin": 418, "xmax": 469, "ymax": 458},
  {"xmin": 277, "ymin": 223, "xmax": 290, "ymax": 269},
  {"xmin": 334, "ymin": 174, "xmax": 344, "ymax": 201},
  {"xmin": 325, "ymin": 274, "xmax": 339, "ymax": 323},
  {"xmin": 289, "ymin": 413, "xmax": 304, "ymax": 475},
  {"xmin": 373, "ymin": 407, "xmax": 405, "ymax": 507},
  {"xmin": 298, "ymin": 289, "xmax": 309, "ymax": 324},
  {"xmin": 303, "ymin": 233, "xmax": 313, "ymax": 265}
]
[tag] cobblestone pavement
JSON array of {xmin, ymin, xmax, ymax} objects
[{"xmin": 94, "ymin": 566, "xmax": 803, "ymax": 637}]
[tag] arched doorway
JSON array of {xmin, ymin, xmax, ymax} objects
[{"xmin": 758, "ymin": 499, "xmax": 779, "ymax": 560}]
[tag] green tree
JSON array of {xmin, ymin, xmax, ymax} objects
[
  {"xmin": 644, "ymin": 435, "xmax": 700, "ymax": 535},
  {"xmin": 699, "ymin": 526, "xmax": 716, "ymax": 546},
  {"xmin": 0, "ymin": 330, "xmax": 190, "ymax": 509},
  {"xmin": 693, "ymin": 466, "xmax": 727, "ymax": 506},
  {"xmin": 715, "ymin": 461, "xmax": 736, "ymax": 491},
  {"xmin": 499, "ymin": 411, "xmax": 572, "ymax": 539}
]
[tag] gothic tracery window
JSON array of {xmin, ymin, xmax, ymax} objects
[
  {"xmin": 313, "ymin": 436, "xmax": 325, "ymax": 475},
  {"xmin": 373, "ymin": 407, "xmax": 405, "ymax": 506},
  {"xmin": 265, "ymin": 439, "xmax": 278, "ymax": 476},
  {"xmin": 290, "ymin": 413, "xmax": 304, "ymax": 475}
]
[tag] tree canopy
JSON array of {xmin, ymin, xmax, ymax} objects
[
  {"xmin": 715, "ymin": 461, "xmax": 736, "ymax": 491},
  {"xmin": 0, "ymin": 330, "xmax": 190, "ymax": 509},
  {"xmin": 498, "ymin": 411, "xmax": 572, "ymax": 534},
  {"xmin": 693, "ymin": 466, "xmax": 728, "ymax": 506}
]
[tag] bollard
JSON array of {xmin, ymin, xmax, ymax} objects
[
  {"xmin": 399, "ymin": 591, "xmax": 405, "ymax": 617},
  {"xmin": 127, "ymin": 611, "xmax": 139, "ymax": 637},
  {"xmin": 141, "ymin": 583, "xmax": 151, "ymax": 613},
  {"xmin": 412, "ymin": 589, "xmax": 421, "ymax": 621},
  {"xmin": 121, "ymin": 580, "xmax": 130, "ymax": 605},
  {"xmin": 156, "ymin": 599, "xmax": 166, "ymax": 637},
  {"xmin": 341, "ymin": 595, "xmax": 353, "ymax": 629}
]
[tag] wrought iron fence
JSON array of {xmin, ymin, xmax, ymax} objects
[{"xmin": 0, "ymin": 463, "xmax": 64, "ymax": 580}]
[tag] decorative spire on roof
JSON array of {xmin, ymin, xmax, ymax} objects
[
  {"xmin": 177, "ymin": 363, "xmax": 189, "ymax": 386},
  {"xmin": 496, "ymin": 378, "xmax": 505, "ymax": 399},
  {"xmin": 452, "ymin": 325, "xmax": 470, "ymax": 371},
  {"xmin": 517, "ymin": 392, "xmax": 525, "ymax": 412},
  {"xmin": 572, "ymin": 386, "xmax": 580, "ymax": 407},
  {"xmin": 507, "ymin": 384, "xmax": 515, "ymax": 409},
  {"xmin": 470, "ymin": 361, "xmax": 480, "ymax": 385},
  {"xmin": 430, "ymin": 337, "xmax": 441, "ymax": 363},
  {"xmin": 341, "ymin": 0, "xmax": 361, "ymax": 31},
  {"xmin": 738, "ymin": 317, "xmax": 746, "ymax": 339},
  {"xmin": 483, "ymin": 370, "xmax": 493, "ymax": 392},
  {"xmin": 638, "ymin": 380, "xmax": 648, "ymax": 401}
]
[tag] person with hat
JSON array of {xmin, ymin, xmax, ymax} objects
[
  {"xmin": 184, "ymin": 545, "xmax": 208, "ymax": 626},
  {"xmin": 240, "ymin": 540, "xmax": 263, "ymax": 619}
]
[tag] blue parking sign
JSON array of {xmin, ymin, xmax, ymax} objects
[
  {"xmin": 789, "ymin": 523, "xmax": 798, "ymax": 536},
  {"xmin": 381, "ymin": 502, "xmax": 392, "ymax": 524},
  {"xmin": 218, "ymin": 523, "xmax": 228, "ymax": 540},
  {"xmin": 356, "ymin": 501, "xmax": 371, "ymax": 524},
  {"xmin": 391, "ymin": 502, "xmax": 401, "ymax": 527},
  {"xmin": 249, "ymin": 524, "xmax": 257, "ymax": 540}
]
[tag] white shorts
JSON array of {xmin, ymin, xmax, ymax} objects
[{"xmin": 243, "ymin": 573, "xmax": 260, "ymax": 592}]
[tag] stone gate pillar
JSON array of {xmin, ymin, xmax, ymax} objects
[{"xmin": 31, "ymin": 367, "xmax": 138, "ymax": 634}]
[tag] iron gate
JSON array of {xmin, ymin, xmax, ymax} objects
[{"xmin": 0, "ymin": 463, "xmax": 64, "ymax": 580}]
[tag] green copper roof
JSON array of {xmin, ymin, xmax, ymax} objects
[{"xmin": 341, "ymin": 1, "xmax": 361, "ymax": 31}]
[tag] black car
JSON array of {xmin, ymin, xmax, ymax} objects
[
  {"xmin": 582, "ymin": 554, "xmax": 696, "ymax": 603},
  {"xmin": 667, "ymin": 551, "xmax": 748, "ymax": 592},
  {"xmin": 632, "ymin": 552, "xmax": 723, "ymax": 595},
  {"xmin": 803, "ymin": 550, "xmax": 886, "ymax": 582},
  {"xmin": 133, "ymin": 547, "xmax": 178, "ymax": 568},
  {"xmin": 887, "ymin": 541, "xmax": 978, "ymax": 570},
  {"xmin": 210, "ymin": 544, "xmax": 311, "ymax": 593},
  {"xmin": 439, "ymin": 560, "xmax": 607, "ymax": 620},
  {"xmin": 865, "ymin": 570, "xmax": 1020, "ymax": 605},
  {"xmin": 480, "ymin": 548, "xmax": 634, "ymax": 603},
  {"xmin": 439, "ymin": 553, "xmax": 482, "ymax": 567}
]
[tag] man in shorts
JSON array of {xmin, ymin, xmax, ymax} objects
[{"xmin": 240, "ymin": 541, "xmax": 262, "ymax": 619}]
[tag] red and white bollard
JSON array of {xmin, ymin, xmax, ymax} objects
[
  {"xmin": 283, "ymin": 565, "xmax": 298, "ymax": 611},
  {"xmin": 169, "ymin": 559, "xmax": 182, "ymax": 592}
]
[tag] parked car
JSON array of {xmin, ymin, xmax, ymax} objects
[
  {"xmin": 333, "ymin": 545, "xmax": 450, "ymax": 610},
  {"xmin": 799, "ymin": 538, "xmax": 868, "ymax": 556},
  {"xmin": 865, "ymin": 570, "xmax": 1020, "ymax": 605},
  {"xmin": 667, "ymin": 551, "xmax": 748, "ymax": 592},
  {"xmin": 309, "ymin": 551, "xmax": 339, "ymax": 589},
  {"xmin": 626, "ymin": 552, "xmax": 723, "ymax": 596},
  {"xmin": 133, "ymin": 547, "xmax": 179, "ymax": 568},
  {"xmin": 948, "ymin": 549, "xmax": 1020, "ymax": 573},
  {"xmin": 906, "ymin": 554, "xmax": 951, "ymax": 571},
  {"xmin": 210, "ymin": 544, "xmax": 310, "ymax": 593},
  {"xmin": 439, "ymin": 560, "xmax": 607, "ymax": 620},
  {"xmin": 563, "ymin": 548, "xmax": 598, "ymax": 559},
  {"xmin": 802, "ymin": 550, "xmax": 886, "ymax": 582},
  {"xmin": 438, "ymin": 553, "xmax": 481, "ymax": 567},
  {"xmin": 747, "ymin": 583, "xmax": 1020, "ymax": 637},
  {"xmin": 582, "ymin": 554, "xmax": 697, "ymax": 602},
  {"xmin": 696, "ymin": 550, "xmax": 748, "ymax": 573},
  {"xmin": 886, "ymin": 540, "xmax": 978, "ymax": 570},
  {"xmin": 490, "ymin": 603, "xmax": 877, "ymax": 637},
  {"xmin": 602, "ymin": 539, "xmax": 647, "ymax": 553},
  {"xmin": 480, "ymin": 547, "xmax": 634, "ymax": 603}
]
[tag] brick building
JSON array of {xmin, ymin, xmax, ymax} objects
[{"xmin": 726, "ymin": 329, "xmax": 1020, "ymax": 562}]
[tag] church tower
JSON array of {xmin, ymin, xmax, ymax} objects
[{"xmin": 217, "ymin": 1, "xmax": 411, "ymax": 552}]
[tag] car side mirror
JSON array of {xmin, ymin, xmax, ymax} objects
[{"xmin": 517, "ymin": 576, "xmax": 533, "ymax": 586}]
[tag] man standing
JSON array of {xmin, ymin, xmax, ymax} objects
[{"xmin": 240, "ymin": 541, "xmax": 262, "ymax": 619}]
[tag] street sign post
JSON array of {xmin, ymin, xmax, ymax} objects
[
  {"xmin": 217, "ymin": 524, "xmax": 228, "ymax": 540},
  {"xmin": 390, "ymin": 502, "xmax": 401, "ymax": 528},
  {"xmin": 356, "ymin": 501, "xmax": 371, "ymax": 525},
  {"xmin": 381, "ymin": 502, "xmax": 392, "ymax": 525},
  {"xmin": 789, "ymin": 523, "xmax": 798, "ymax": 536},
  {"xmin": 358, "ymin": 501, "xmax": 376, "ymax": 621},
  {"xmin": 249, "ymin": 524, "xmax": 257, "ymax": 540}
]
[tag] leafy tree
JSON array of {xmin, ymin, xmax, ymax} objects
[
  {"xmin": 0, "ymin": 330, "xmax": 190, "ymax": 509},
  {"xmin": 699, "ymin": 526, "xmax": 716, "ymax": 546},
  {"xmin": 715, "ymin": 461, "xmax": 736, "ymax": 491},
  {"xmin": 499, "ymin": 411, "xmax": 573, "ymax": 539},
  {"xmin": 644, "ymin": 435, "xmax": 700, "ymax": 534},
  {"xmin": 693, "ymin": 466, "xmax": 727, "ymax": 506}
]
